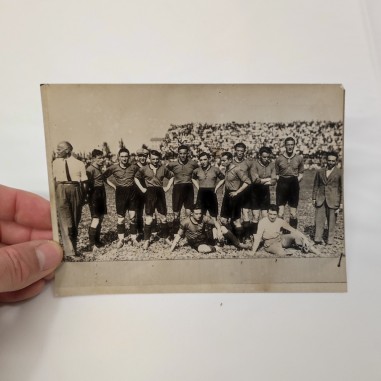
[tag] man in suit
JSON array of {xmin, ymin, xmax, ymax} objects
[{"xmin": 312, "ymin": 151, "xmax": 343, "ymax": 245}]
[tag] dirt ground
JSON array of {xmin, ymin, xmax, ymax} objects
[{"xmin": 64, "ymin": 170, "xmax": 345, "ymax": 262}]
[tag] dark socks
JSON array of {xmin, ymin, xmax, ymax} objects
[
  {"xmin": 242, "ymin": 221, "xmax": 251, "ymax": 239},
  {"xmin": 144, "ymin": 224, "xmax": 152, "ymax": 241},
  {"xmin": 95, "ymin": 224, "xmax": 102, "ymax": 244},
  {"xmin": 235, "ymin": 226, "xmax": 244, "ymax": 242},
  {"xmin": 223, "ymin": 229, "xmax": 241, "ymax": 248},
  {"xmin": 89, "ymin": 227, "xmax": 97, "ymax": 247},
  {"xmin": 117, "ymin": 223, "xmax": 125, "ymax": 235},
  {"xmin": 129, "ymin": 221, "xmax": 137, "ymax": 235},
  {"xmin": 289, "ymin": 217, "xmax": 298, "ymax": 229},
  {"xmin": 159, "ymin": 222, "xmax": 169, "ymax": 239},
  {"xmin": 172, "ymin": 218, "xmax": 180, "ymax": 235}
]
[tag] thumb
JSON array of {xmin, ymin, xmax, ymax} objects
[{"xmin": 0, "ymin": 241, "xmax": 63, "ymax": 293}]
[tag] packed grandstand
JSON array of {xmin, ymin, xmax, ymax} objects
[
  {"xmin": 159, "ymin": 121, "xmax": 343, "ymax": 168},
  {"xmin": 69, "ymin": 120, "xmax": 343, "ymax": 170}
]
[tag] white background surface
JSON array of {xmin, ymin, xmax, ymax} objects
[{"xmin": 1, "ymin": 1, "xmax": 380, "ymax": 380}]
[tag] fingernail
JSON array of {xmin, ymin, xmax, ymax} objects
[{"xmin": 36, "ymin": 242, "xmax": 63, "ymax": 271}]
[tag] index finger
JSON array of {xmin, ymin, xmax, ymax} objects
[{"xmin": 0, "ymin": 185, "xmax": 52, "ymax": 231}]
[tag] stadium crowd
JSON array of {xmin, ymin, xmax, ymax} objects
[
  {"xmin": 160, "ymin": 121, "xmax": 343, "ymax": 168},
  {"xmin": 52, "ymin": 120, "xmax": 343, "ymax": 258}
]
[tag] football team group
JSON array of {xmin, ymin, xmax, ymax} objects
[{"xmin": 52, "ymin": 137, "xmax": 342, "ymax": 258}]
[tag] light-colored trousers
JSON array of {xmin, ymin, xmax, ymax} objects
[{"xmin": 264, "ymin": 233, "xmax": 310, "ymax": 255}]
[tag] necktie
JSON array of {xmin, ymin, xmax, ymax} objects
[{"xmin": 65, "ymin": 160, "xmax": 72, "ymax": 181}]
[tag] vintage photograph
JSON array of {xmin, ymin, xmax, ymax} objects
[{"xmin": 41, "ymin": 84, "xmax": 346, "ymax": 294}]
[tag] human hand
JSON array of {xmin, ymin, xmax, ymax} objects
[
  {"xmin": 0, "ymin": 185, "xmax": 63, "ymax": 303},
  {"xmin": 229, "ymin": 191, "xmax": 238, "ymax": 198},
  {"xmin": 335, "ymin": 204, "xmax": 343, "ymax": 215}
]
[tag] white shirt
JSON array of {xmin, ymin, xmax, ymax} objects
[
  {"xmin": 326, "ymin": 167, "xmax": 335, "ymax": 178},
  {"xmin": 52, "ymin": 156, "xmax": 88, "ymax": 182},
  {"xmin": 257, "ymin": 217, "xmax": 289, "ymax": 241}
]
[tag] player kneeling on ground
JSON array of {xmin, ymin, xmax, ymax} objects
[
  {"xmin": 251, "ymin": 204, "xmax": 320, "ymax": 256},
  {"xmin": 170, "ymin": 205, "xmax": 251, "ymax": 254}
]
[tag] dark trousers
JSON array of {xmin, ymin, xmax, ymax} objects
[{"xmin": 315, "ymin": 201, "xmax": 337, "ymax": 244}]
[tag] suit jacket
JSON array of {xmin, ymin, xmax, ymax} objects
[{"xmin": 312, "ymin": 167, "xmax": 342, "ymax": 209}]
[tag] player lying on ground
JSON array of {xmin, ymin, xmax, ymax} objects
[
  {"xmin": 169, "ymin": 205, "xmax": 251, "ymax": 254},
  {"xmin": 251, "ymin": 204, "xmax": 320, "ymax": 256}
]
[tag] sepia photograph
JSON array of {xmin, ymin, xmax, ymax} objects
[{"xmin": 41, "ymin": 84, "xmax": 346, "ymax": 294}]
